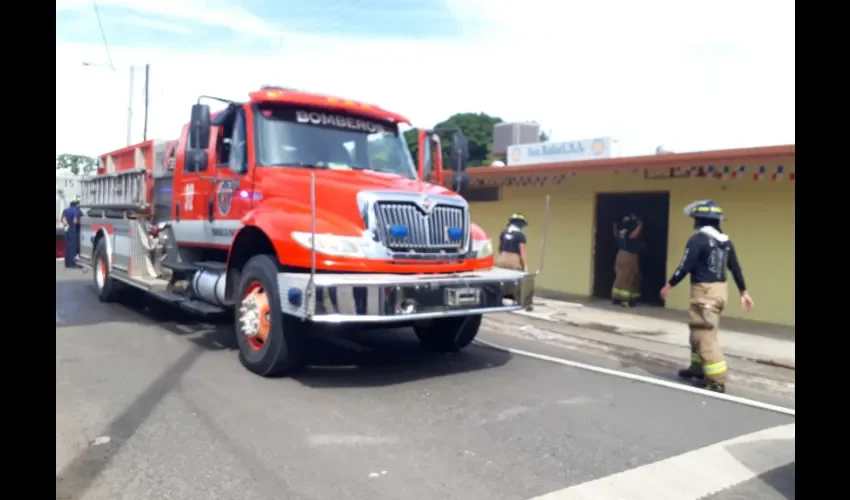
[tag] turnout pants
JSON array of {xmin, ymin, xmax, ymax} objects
[
  {"xmin": 495, "ymin": 252, "xmax": 524, "ymax": 271},
  {"xmin": 687, "ymin": 282, "xmax": 729, "ymax": 385},
  {"xmin": 612, "ymin": 250, "xmax": 640, "ymax": 301},
  {"xmin": 64, "ymin": 229, "xmax": 78, "ymax": 267}
]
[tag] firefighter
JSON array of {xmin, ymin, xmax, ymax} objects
[
  {"xmin": 73, "ymin": 196, "xmax": 83, "ymax": 260},
  {"xmin": 496, "ymin": 213, "xmax": 529, "ymax": 273},
  {"xmin": 660, "ymin": 200, "xmax": 754, "ymax": 393},
  {"xmin": 60, "ymin": 200, "xmax": 81, "ymax": 268},
  {"xmin": 611, "ymin": 214, "xmax": 643, "ymax": 307}
]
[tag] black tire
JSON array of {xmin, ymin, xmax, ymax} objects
[
  {"xmin": 413, "ymin": 314, "xmax": 483, "ymax": 353},
  {"xmin": 234, "ymin": 254, "xmax": 305, "ymax": 377},
  {"xmin": 92, "ymin": 238, "xmax": 121, "ymax": 302}
]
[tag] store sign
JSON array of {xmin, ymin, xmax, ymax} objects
[{"xmin": 507, "ymin": 137, "xmax": 616, "ymax": 166}]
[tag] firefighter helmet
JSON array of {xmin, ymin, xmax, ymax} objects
[
  {"xmin": 508, "ymin": 213, "xmax": 528, "ymax": 227},
  {"xmin": 683, "ymin": 200, "xmax": 725, "ymax": 221}
]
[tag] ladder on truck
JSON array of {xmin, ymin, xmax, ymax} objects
[
  {"xmin": 80, "ymin": 169, "xmax": 148, "ymax": 211},
  {"xmin": 79, "ymin": 140, "xmax": 172, "ymax": 212}
]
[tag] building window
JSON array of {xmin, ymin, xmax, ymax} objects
[{"xmin": 464, "ymin": 186, "xmax": 501, "ymax": 202}]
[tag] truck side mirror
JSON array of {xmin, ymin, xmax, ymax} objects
[
  {"xmin": 453, "ymin": 171, "xmax": 470, "ymax": 193},
  {"xmin": 189, "ymin": 104, "xmax": 211, "ymax": 150},
  {"xmin": 450, "ymin": 133, "xmax": 469, "ymax": 171},
  {"xmin": 188, "ymin": 149, "xmax": 209, "ymax": 173}
]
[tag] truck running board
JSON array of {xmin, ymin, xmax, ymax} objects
[{"xmin": 109, "ymin": 273, "xmax": 227, "ymax": 316}]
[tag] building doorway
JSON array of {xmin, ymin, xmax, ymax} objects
[{"xmin": 592, "ymin": 191, "xmax": 670, "ymax": 306}]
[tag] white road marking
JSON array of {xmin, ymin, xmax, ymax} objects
[
  {"xmin": 526, "ymin": 423, "xmax": 794, "ymax": 500},
  {"xmin": 555, "ymin": 396, "xmax": 606, "ymax": 406},
  {"xmin": 474, "ymin": 339, "xmax": 795, "ymax": 417},
  {"xmin": 307, "ymin": 434, "xmax": 397, "ymax": 446},
  {"xmin": 90, "ymin": 436, "xmax": 111, "ymax": 446}
]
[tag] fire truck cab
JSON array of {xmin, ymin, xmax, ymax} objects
[{"xmin": 78, "ymin": 86, "xmax": 539, "ymax": 377}]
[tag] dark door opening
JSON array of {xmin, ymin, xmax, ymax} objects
[{"xmin": 592, "ymin": 191, "xmax": 670, "ymax": 306}]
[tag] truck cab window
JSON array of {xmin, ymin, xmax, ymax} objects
[
  {"xmin": 215, "ymin": 121, "xmax": 235, "ymax": 168},
  {"xmin": 228, "ymin": 110, "xmax": 247, "ymax": 174}
]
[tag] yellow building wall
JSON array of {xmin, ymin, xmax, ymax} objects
[{"xmin": 469, "ymin": 167, "xmax": 795, "ymax": 326}]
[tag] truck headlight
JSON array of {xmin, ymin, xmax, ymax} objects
[
  {"xmin": 291, "ymin": 232, "xmax": 366, "ymax": 258},
  {"xmin": 473, "ymin": 239, "xmax": 493, "ymax": 258}
]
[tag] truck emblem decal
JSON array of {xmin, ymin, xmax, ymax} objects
[
  {"xmin": 218, "ymin": 180, "xmax": 234, "ymax": 216},
  {"xmin": 418, "ymin": 195, "xmax": 434, "ymax": 213}
]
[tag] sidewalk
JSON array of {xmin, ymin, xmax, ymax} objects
[{"xmin": 498, "ymin": 296, "xmax": 795, "ymax": 368}]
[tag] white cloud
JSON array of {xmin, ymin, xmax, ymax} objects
[
  {"xmin": 56, "ymin": 0, "xmax": 794, "ymax": 157},
  {"xmin": 56, "ymin": 0, "xmax": 278, "ymax": 38},
  {"xmin": 108, "ymin": 16, "xmax": 194, "ymax": 35}
]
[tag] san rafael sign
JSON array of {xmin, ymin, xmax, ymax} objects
[{"xmin": 507, "ymin": 137, "xmax": 617, "ymax": 166}]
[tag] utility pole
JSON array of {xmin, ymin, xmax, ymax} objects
[
  {"xmin": 126, "ymin": 66, "xmax": 135, "ymax": 146},
  {"xmin": 82, "ymin": 61, "xmax": 149, "ymax": 146},
  {"xmin": 143, "ymin": 63, "xmax": 150, "ymax": 141}
]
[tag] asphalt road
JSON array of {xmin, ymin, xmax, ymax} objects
[{"xmin": 56, "ymin": 263, "xmax": 795, "ymax": 500}]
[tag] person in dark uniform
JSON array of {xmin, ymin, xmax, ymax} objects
[
  {"xmin": 611, "ymin": 214, "xmax": 643, "ymax": 307},
  {"xmin": 495, "ymin": 213, "xmax": 529, "ymax": 272},
  {"xmin": 60, "ymin": 200, "xmax": 81, "ymax": 268},
  {"xmin": 72, "ymin": 197, "xmax": 83, "ymax": 259},
  {"xmin": 660, "ymin": 200, "xmax": 754, "ymax": 393}
]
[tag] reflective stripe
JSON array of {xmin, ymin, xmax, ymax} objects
[
  {"xmin": 612, "ymin": 288, "xmax": 639, "ymax": 298},
  {"xmin": 704, "ymin": 361, "xmax": 727, "ymax": 375},
  {"xmin": 691, "ymin": 352, "xmax": 702, "ymax": 362},
  {"xmin": 695, "ymin": 206, "xmax": 723, "ymax": 213}
]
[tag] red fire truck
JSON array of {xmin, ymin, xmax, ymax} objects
[{"xmin": 78, "ymin": 86, "xmax": 542, "ymax": 377}]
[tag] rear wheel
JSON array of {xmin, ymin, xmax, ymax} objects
[
  {"xmin": 414, "ymin": 314, "xmax": 482, "ymax": 353},
  {"xmin": 235, "ymin": 255, "xmax": 305, "ymax": 377},
  {"xmin": 93, "ymin": 239, "xmax": 121, "ymax": 302}
]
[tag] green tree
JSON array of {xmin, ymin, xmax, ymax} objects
[
  {"xmin": 56, "ymin": 154, "xmax": 96, "ymax": 175},
  {"xmin": 435, "ymin": 113, "xmax": 503, "ymax": 168},
  {"xmin": 405, "ymin": 112, "xmax": 504, "ymax": 171},
  {"xmin": 539, "ymin": 130, "xmax": 549, "ymax": 142}
]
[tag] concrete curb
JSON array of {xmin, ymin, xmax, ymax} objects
[
  {"xmin": 507, "ymin": 310, "xmax": 796, "ymax": 371},
  {"xmin": 482, "ymin": 315, "xmax": 795, "ymax": 389}
]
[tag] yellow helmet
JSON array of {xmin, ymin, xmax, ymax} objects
[{"xmin": 508, "ymin": 213, "xmax": 528, "ymax": 227}]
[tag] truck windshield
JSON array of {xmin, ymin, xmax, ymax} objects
[{"xmin": 254, "ymin": 104, "xmax": 418, "ymax": 180}]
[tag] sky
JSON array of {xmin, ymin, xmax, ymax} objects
[{"xmin": 56, "ymin": 0, "xmax": 795, "ymax": 159}]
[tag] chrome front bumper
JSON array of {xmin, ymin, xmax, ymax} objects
[{"xmin": 277, "ymin": 268, "xmax": 534, "ymax": 323}]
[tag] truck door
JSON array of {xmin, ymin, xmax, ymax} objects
[
  {"xmin": 203, "ymin": 105, "xmax": 252, "ymax": 247},
  {"xmin": 171, "ymin": 124, "xmax": 216, "ymax": 247}
]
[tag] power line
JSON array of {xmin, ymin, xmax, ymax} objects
[{"xmin": 91, "ymin": 0, "xmax": 115, "ymax": 71}]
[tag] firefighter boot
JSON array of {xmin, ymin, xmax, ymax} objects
[
  {"xmin": 678, "ymin": 352, "xmax": 704, "ymax": 380},
  {"xmin": 692, "ymin": 380, "xmax": 726, "ymax": 393},
  {"xmin": 678, "ymin": 367, "xmax": 705, "ymax": 380}
]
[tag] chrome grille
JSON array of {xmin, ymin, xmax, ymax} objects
[{"xmin": 375, "ymin": 202, "xmax": 467, "ymax": 251}]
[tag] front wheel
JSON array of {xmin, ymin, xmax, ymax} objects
[
  {"xmin": 235, "ymin": 254, "xmax": 305, "ymax": 377},
  {"xmin": 413, "ymin": 314, "xmax": 483, "ymax": 353}
]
